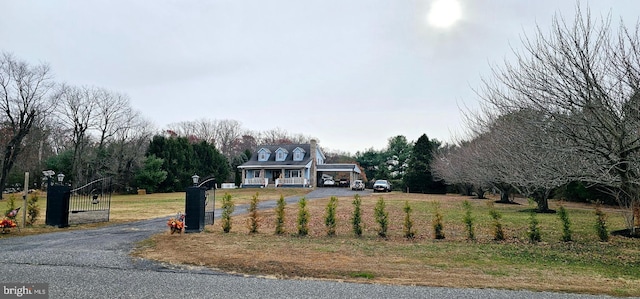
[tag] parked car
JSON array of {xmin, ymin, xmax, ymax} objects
[
  {"xmin": 323, "ymin": 179, "xmax": 335, "ymax": 187},
  {"xmin": 338, "ymin": 179, "xmax": 349, "ymax": 187},
  {"xmin": 351, "ymin": 180, "xmax": 365, "ymax": 191},
  {"xmin": 373, "ymin": 179, "xmax": 392, "ymax": 192}
]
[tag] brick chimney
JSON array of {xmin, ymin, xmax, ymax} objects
[{"xmin": 310, "ymin": 139, "xmax": 317, "ymax": 188}]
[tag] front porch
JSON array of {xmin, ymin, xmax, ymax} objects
[{"xmin": 241, "ymin": 168, "xmax": 311, "ymax": 188}]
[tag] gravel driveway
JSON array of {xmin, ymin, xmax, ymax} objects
[{"xmin": 0, "ymin": 189, "xmax": 619, "ymax": 299}]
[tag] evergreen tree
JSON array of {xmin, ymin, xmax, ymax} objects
[
  {"xmin": 324, "ymin": 196, "xmax": 338, "ymax": 236},
  {"xmin": 352, "ymin": 194, "xmax": 363, "ymax": 237},
  {"xmin": 221, "ymin": 192, "xmax": 234, "ymax": 233},
  {"xmin": 374, "ymin": 197, "xmax": 389, "ymax": 238},
  {"xmin": 297, "ymin": 197, "xmax": 310, "ymax": 236},
  {"xmin": 134, "ymin": 155, "xmax": 167, "ymax": 193},
  {"xmin": 246, "ymin": 192, "xmax": 260, "ymax": 233},
  {"xmin": 403, "ymin": 201, "xmax": 415, "ymax": 239},
  {"xmin": 274, "ymin": 194, "xmax": 286, "ymax": 235},
  {"xmin": 404, "ymin": 134, "xmax": 446, "ymax": 194},
  {"xmin": 145, "ymin": 135, "xmax": 229, "ymax": 192}
]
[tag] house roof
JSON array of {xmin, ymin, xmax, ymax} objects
[
  {"xmin": 238, "ymin": 144, "xmax": 313, "ymax": 168},
  {"xmin": 317, "ymin": 164, "xmax": 361, "ymax": 174}
]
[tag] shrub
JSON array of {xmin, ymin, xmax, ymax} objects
[
  {"xmin": 26, "ymin": 193, "xmax": 40, "ymax": 226},
  {"xmin": 374, "ymin": 197, "xmax": 388, "ymax": 238},
  {"xmin": 352, "ymin": 194, "xmax": 363, "ymax": 237},
  {"xmin": 432, "ymin": 201, "xmax": 445, "ymax": 239},
  {"xmin": 246, "ymin": 193, "xmax": 260, "ymax": 233},
  {"xmin": 297, "ymin": 197, "xmax": 309, "ymax": 236},
  {"xmin": 594, "ymin": 204, "xmax": 609, "ymax": 242},
  {"xmin": 403, "ymin": 201, "xmax": 415, "ymax": 239},
  {"xmin": 325, "ymin": 196, "xmax": 338, "ymax": 236},
  {"xmin": 488, "ymin": 201, "xmax": 505, "ymax": 241},
  {"xmin": 462, "ymin": 200, "xmax": 475, "ymax": 241},
  {"xmin": 528, "ymin": 199, "xmax": 542, "ymax": 243},
  {"xmin": 557, "ymin": 205, "xmax": 572, "ymax": 242},
  {"xmin": 221, "ymin": 193, "xmax": 235, "ymax": 233},
  {"xmin": 274, "ymin": 194, "xmax": 286, "ymax": 235}
]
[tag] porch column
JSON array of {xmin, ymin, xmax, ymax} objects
[{"xmin": 242, "ymin": 169, "xmax": 246, "ymax": 185}]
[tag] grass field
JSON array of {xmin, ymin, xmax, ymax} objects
[
  {"xmin": 3, "ymin": 189, "xmax": 639, "ymax": 296},
  {"xmin": 133, "ymin": 192, "xmax": 640, "ymax": 297}
]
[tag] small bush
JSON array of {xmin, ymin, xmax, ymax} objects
[
  {"xmin": 557, "ymin": 205, "xmax": 572, "ymax": 242},
  {"xmin": 221, "ymin": 193, "xmax": 235, "ymax": 233},
  {"xmin": 352, "ymin": 194, "xmax": 363, "ymax": 237},
  {"xmin": 594, "ymin": 204, "xmax": 609, "ymax": 242},
  {"xmin": 246, "ymin": 193, "xmax": 260, "ymax": 233},
  {"xmin": 274, "ymin": 194, "xmax": 286, "ymax": 235},
  {"xmin": 462, "ymin": 200, "xmax": 475, "ymax": 241},
  {"xmin": 432, "ymin": 201, "xmax": 445, "ymax": 239},
  {"xmin": 488, "ymin": 202, "xmax": 505, "ymax": 241},
  {"xmin": 297, "ymin": 197, "xmax": 310, "ymax": 236},
  {"xmin": 528, "ymin": 198, "xmax": 541, "ymax": 243},
  {"xmin": 325, "ymin": 196, "xmax": 338, "ymax": 236},
  {"xmin": 374, "ymin": 197, "xmax": 388, "ymax": 238},
  {"xmin": 26, "ymin": 193, "xmax": 41, "ymax": 226},
  {"xmin": 403, "ymin": 201, "xmax": 415, "ymax": 239}
]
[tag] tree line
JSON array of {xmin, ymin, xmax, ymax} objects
[
  {"xmin": 0, "ymin": 51, "xmax": 348, "ymax": 195},
  {"xmin": 1, "ymin": 50, "xmax": 446, "ymax": 196},
  {"xmin": 431, "ymin": 5, "xmax": 640, "ymax": 235}
]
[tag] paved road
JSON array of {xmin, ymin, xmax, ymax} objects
[{"xmin": 0, "ymin": 189, "xmax": 620, "ymax": 298}]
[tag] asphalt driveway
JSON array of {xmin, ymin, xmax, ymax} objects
[{"xmin": 0, "ymin": 190, "xmax": 618, "ymax": 299}]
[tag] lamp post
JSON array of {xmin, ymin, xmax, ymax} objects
[
  {"xmin": 57, "ymin": 173, "xmax": 65, "ymax": 185},
  {"xmin": 192, "ymin": 174, "xmax": 200, "ymax": 186}
]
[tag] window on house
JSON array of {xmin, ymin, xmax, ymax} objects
[
  {"xmin": 290, "ymin": 170, "xmax": 300, "ymax": 177},
  {"xmin": 293, "ymin": 148, "xmax": 305, "ymax": 161},
  {"xmin": 277, "ymin": 151, "xmax": 285, "ymax": 161},
  {"xmin": 254, "ymin": 170, "xmax": 261, "ymax": 177}
]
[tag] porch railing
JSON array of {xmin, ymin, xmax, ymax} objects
[
  {"xmin": 275, "ymin": 177, "xmax": 307, "ymax": 186},
  {"xmin": 243, "ymin": 178, "xmax": 268, "ymax": 186}
]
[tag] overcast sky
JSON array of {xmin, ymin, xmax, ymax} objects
[{"xmin": 2, "ymin": 1, "xmax": 638, "ymax": 153}]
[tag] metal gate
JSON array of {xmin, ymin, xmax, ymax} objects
[
  {"xmin": 68, "ymin": 177, "xmax": 112, "ymax": 225},
  {"xmin": 204, "ymin": 187, "xmax": 216, "ymax": 225}
]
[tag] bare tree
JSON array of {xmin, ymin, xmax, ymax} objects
[
  {"xmin": 94, "ymin": 90, "xmax": 130, "ymax": 149},
  {"xmin": 108, "ymin": 110, "xmax": 154, "ymax": 192},
  {"xmin": 55, "ymin": 84, "xmax": 98, "ymax": 185},
  {"xmin": 0, "ymin": 53, "xmax": 55, "ymax": 197},
  {"xmin": 477, "ymin": 5, "xmax": 640, "ymax": 230},
  {"xmin": 215, "ymin": 119, "xmax": 243, "ymax": 157}
]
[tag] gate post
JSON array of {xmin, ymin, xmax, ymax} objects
[
  {"xmin": 45, "ymin": 174, "xmax": 70, "ymax": 228},
  {"xmin": 185, "ymin": 175, "xmax": 206, "ymax": 233}
]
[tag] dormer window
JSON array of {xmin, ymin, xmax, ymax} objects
[
  {"xmin": 257, "ymin": 148, "xmax": 271, "ymax": 161},
  {"xmin": 293, "ymin": 147, "xmax": 305, "ymax": 161},
  {"xmin": 275, "ymin": 147, "xmax": 288, "ymax": 162}
]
